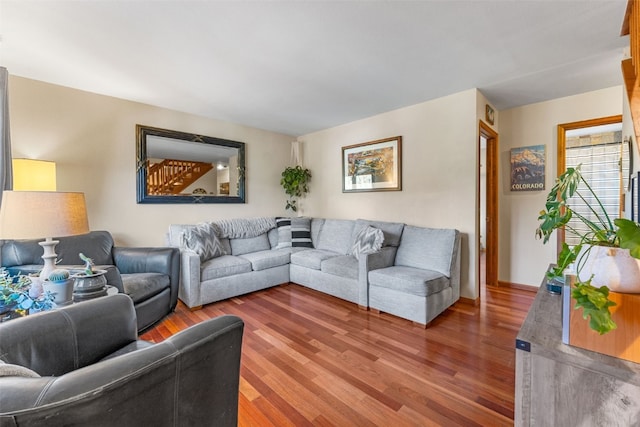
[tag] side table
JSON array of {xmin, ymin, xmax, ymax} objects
[{"xmin": 515, "ymin": 270, "xmax": 640, "ymax": 425}]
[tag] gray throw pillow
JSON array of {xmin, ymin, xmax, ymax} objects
[
  {"xmin": 0, "ymin": 360, "xmax": 40, "ymax": 378},
  {"xmin": 275, "ymin": 217, "xmax": 292, "ymax": 249},
  {"xmin": 291, "ymin": 217, "xmax": 313, "ymax": 248},
  {"xmin": 350, "ymin": 226, "xmax": 384, "ymax": 260},
  {"xmin": 181, "ymin": 222, "xmax": 226, "ymax": 262},
  {"xmin": 275, "ymin": 217, "xmax": 313, "ymax": 248}
]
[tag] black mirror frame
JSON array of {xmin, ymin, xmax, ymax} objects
[{"xmin": 136, "ymin": 124, "xmax": 246, "ymax": 204}]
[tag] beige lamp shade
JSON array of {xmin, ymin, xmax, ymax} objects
[
  {"xmin": 0, "ymin": 191, "xmax": 89, "ymax": 240},
  {"xmin": 12, "ymin": 159, "xmax": 57, "ymax": 191}
]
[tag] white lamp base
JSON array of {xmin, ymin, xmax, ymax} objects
[{"xmin": 38, "ymin": 237, "xmax": 59, "ymax": 280}]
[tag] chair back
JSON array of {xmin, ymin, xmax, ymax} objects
[{"xmin": 0, "ymin": 294, "xmax": 137, "ymax": 376}]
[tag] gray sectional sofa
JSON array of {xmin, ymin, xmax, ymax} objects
[{"xmin": 167, "ymin": 217, "xmax": 461, "ymax": 326}]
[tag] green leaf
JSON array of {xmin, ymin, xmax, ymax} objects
[
  {"xmin": 571, "ymin": 279, "xmax": 617, "ymax": 335},
  {"xmin": 614, "ymin": 218, "xmax": 640, "ymax": 259},
  {"xmin": 546, "ymin": 243, "xmax": 581, "ymax": 280}
]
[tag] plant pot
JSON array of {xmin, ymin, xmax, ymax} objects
[
  {"xmin": 72, "ymin": 270, "xmax": 108, "ymax": 302},
  {"xmin": 43, "ymin": 279, "xmax": 74, "ymax": 306},
  {"xmin": 577, "ymin": 246, "xmax": 640, "ymax": 293}
]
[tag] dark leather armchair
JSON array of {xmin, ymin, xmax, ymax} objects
[
  {"xmin": 0, "ymin": 294, "xmax": 244, "ymax": 426},
  {"xmin": 0, "ymin": 230, "xmax": 180, "ymax": 331}
]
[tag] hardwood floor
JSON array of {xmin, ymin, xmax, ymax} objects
[{"xmin": 141, "ymin": 283, "xmax": 535, "ymax": 426}]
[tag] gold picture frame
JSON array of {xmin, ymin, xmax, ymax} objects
[
  {"xmin": 485, "ymin": 104, "xmax": 495, "ymax": 125},
  {"xmin": 342, "ymin": 136, "xmax": 402, "ymax": 193}
]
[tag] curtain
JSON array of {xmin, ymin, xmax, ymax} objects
[{"xmin": 0, "ymin": 66, "xmax": 12, "ymax": 205}]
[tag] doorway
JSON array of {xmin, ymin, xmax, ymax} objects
[{"xmin": 479, "ymin": 121, "xmax": 498, "ymax": 291}]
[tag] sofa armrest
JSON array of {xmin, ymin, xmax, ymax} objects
[
  {"xmin": 357, "ymin": 246, "xmax": 397, "ymax": 307},
  {"xmin": 113, "ymin": 247, "xmax": 180, "ymax": 310},
  {"xmin": 0, "ymin": 315, "xmax": 244, "ymax": 426},
  {"xmin": 0, "ymin": 294, "xmax": 137, "ymax": 377},
  {"xmin": 449, "ymin": 233, "xmax": 462, "ymax": 302},
  {"xmin": 177, "ymin": 249, "xmax": 203, "ymax": 308}
]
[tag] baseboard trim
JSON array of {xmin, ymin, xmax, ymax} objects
[
  {"xmin": 496, "ymin": 280, "xmax": 538, "ymax": 293},
  {"xmin": 459, "ymin": 296, "xmax": 480, "ymax": 306}
]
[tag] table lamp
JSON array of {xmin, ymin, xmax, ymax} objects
[
  {"xmin": 12, "ymin": 159, "xmax": 57, "ymax": 191},
  {"xmin": 0, "ymin": 191, "xmax": 90, "ymax": 279}
]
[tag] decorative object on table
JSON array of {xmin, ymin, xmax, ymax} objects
[
  {"xmin": 0, "ymin": 191, "xmax": 90, "ymax": 279},
  {"xmin": 545, "ymin": 274, "xmax": 564, "ymax": 295},
  {"xmin": 72, "ymin": 253, "xmax": 108, "ymax": 302},
  {"xmin": 510, "ymin": 144, "xmax": 545, "ymax": 191},
  {"xmin": 561, "ymin": 280, "xmax": 640, "ymax": 364},
  {"xmin": 0, "ymin": 268, "xmax": 55, "ymax": 319},
  {"xmin": 43, "ymin": 268, "xmax": 74, "ymax": 306},
  {"xmin": 536, "ymin": 164, "xmax": 640, "ymax": 335},
  {"xmin": 280, "ymin": 165, "xmax": 311, "ymax": 212},
  {"xmin": 485, "ymin": 104, "xmax": 495, "ymax": 125},
  {"xmin": 342, "ymin": 136, "xmax": 402, "ymax": 193}
]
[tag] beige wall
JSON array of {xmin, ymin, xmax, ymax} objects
[
  {"xmin": 498, "ymin": 86, "xmax": 623, "ymax": 287},
  {"xmin": 9, "ymin": 74, "xmax": 623, "ymax": 295},
  {"xmin": 300, "ymin": 89, "xmax": 483, "ymax": 300},
  {"xmin": 8, "ymin": 76, "xmax": 294, "ymax": 246}
]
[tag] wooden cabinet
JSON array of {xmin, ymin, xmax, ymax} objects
[{"xmin": 515, "ymin": 277, "xmax": 640, "ymax": 426}]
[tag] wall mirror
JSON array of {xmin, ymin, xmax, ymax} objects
[{"xmin": 136, "ymin": 124, "xmax": 246, "ymax": 204}]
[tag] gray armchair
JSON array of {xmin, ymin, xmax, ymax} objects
[
  {"xmin": 0, "ymin": 230, "xmax": 180, "ymax": 331},
  {"xmin": 0, "ymin": 294, "xmax": 244, "ymax": 426}
]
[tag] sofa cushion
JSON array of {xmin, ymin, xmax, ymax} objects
[
  {"xmin": 290, "ymin": 249, "xmax": 339, "ymax": 270},
  {"xmin": 350, "ymin": 226, "xmax": 384, "ymax": 260},
  {"xmin": 395, "ymin": 226, "xmax": 456, "ymax": 276},
  {"xmin": 121, "ymin": 273, "xmax": 170, "ymax": 304},
  {"xmin": 1, "ymin": 231, "xmax": 115, "ymax": 267},
  {"xmin": 368, "ymin": 266, "xmax": 450, "ymax": 297},
  {"xmin": 200, "ymin": 255, "xmax": 252, "ymax": 281},
  {"xmin": 321, "ymin": 255, "xmax": 358, "ymax": 280},
  {"xmin": 310, "ymin": 218, "xmax": 325, "ymax": 245},
  {"xmin": 230, "ymin": 233, "xmax": 270, "ymax": 256},
  {"xmin": 239, "ymin": 249, "xmax": 291, "ymax": 271},
  {"xmin": 181, "ymin": 222, "xmax": 225, "ymax": 262},
  {"xmin": 268, "ymin": 227, "xmax": 279, "ymax": 248},
  {"xmin": 353, "ymin": 219, "xmax": 405, "ymax": 247},
  {"xmin": 315, "ymin": 219, "xmax": 355, "ymax": 254}
]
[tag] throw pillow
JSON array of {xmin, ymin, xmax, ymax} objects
[
  {"xmin": 291, "ymin": 217, "xmax": 313, "ymax": 248},
  {"xmin": 0, "ymin": 360, "xmax": 40, "ymax": 378},
  {"xmin": 181, "ymin": 222, "xmax": 226, "ymax": 262},
  {"xmin": 350, "ymin": 226, "xmax": 384, "ymax": 260},
  {"xmin": 275, "ymin": 217, "xmax": 292, "ymax": 249}
]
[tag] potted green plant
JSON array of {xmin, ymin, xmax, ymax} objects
[
  {"xmin": 280, "ymin": 165, "xmax": 311, "ymax": 212},
  {"xmin": 71, "ymin": 253, "xmax": 108, "ymax": 302},
  {"xmin": 43, "ymin": 268, "xmax": 74, "ymax": 306},
  {"xmin": 536, "ymin": 164, "xmax": 640, "ymax": 334}
]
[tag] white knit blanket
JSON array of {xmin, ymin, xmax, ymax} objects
[{"xmin": 212, "ymin": 217, "xmax": 276, "ymax": 239}]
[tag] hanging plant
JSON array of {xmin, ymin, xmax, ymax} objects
[{"xmin": 280, "ymin": 166, "xmax": 311, "ymax": 212}]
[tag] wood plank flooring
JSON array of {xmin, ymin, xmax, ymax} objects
[{"xmin": 141, "ymin": 283, "xmax": 535, "ymax": 426}]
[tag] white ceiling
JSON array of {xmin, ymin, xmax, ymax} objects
[{"xmin": 0, "ymin": 0, "xmax": 630, "ymax": 137}]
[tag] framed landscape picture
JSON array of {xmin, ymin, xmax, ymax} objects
[
  {"xmin": 510, "ymin": 144, "xmax": 545, "ymax": 191},
  {"xmin": 342, "ymin": 136, "xmax": 402, "ymax": 192}
]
